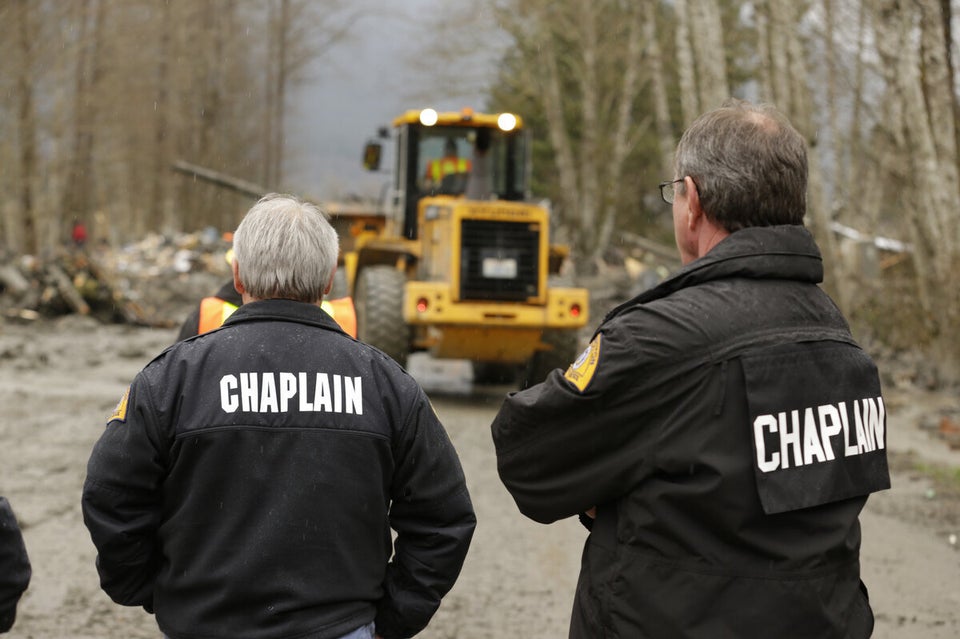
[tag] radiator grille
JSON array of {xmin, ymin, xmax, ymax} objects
[{"xmin": 460, "ymin": 219, "xmax": 540, "ymax": 301}]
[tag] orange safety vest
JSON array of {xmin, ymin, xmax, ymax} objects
[
  {"xmin": 197, "ymin": 296, "xmax": 357, "ymax": 338},
  {"xmin": 198, "ymin": 297, "xmax": 239, "ymax": 335},
  {"xmin": 427, "ymin": 157, "xmax": 471, "ymax": 182},
  {"xmin": 321, "ymin": 297, "xmax": 357, "ymax": 338}
]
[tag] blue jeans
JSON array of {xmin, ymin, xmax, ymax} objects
[{"xmin": 339, "ymin": 622, "xmax": 376, "ymax": 639}]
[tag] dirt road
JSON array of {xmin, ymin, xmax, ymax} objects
[{"xmin": 0, "ymin": 317, "xmax": 957, "ymax": 638}]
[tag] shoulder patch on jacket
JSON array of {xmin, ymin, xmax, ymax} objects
[
  {"xmin": 564, "ymin": 335, "xmax": 601, "ymax": 392},
  {"xmin": 109, "ymin": 387, "xmax": 130, "ymax": 424}
]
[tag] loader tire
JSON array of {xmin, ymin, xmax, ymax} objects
[
  {"xmin": 355, "ymin": 266, "xmax": 409, "ymax": 367},
  {"xmin": 520, "ymin": 329, "xmax": 581, "ymax": 390}
]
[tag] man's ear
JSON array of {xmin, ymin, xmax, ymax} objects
[
  {"xmin": 324, "ymin": 266, "xmax": 336, "ymax": 296},
  {"xmin": 232, "ymin": 258, "xmax": 245, "ymax": 296},
  {"xmin": 684, "ymin": 175, "xmax": 704, "ymax": 230}
]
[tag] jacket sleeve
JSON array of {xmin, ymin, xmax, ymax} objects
[
  {"xmin": 491, "ymin": 319, "xmax": 656, "ymax": 524},
  {"xmin": 0, "ymin": 497, "xmax": 31, "ymax": 633},
  {"xmin": 81, "ymin": 374, "xmax": 167, "ymax": 611},
  {"xmin": 375, "ymin": 387, "xmax": 476, "ymax": 639}
]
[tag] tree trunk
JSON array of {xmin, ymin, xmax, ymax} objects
[
  {"xmin": 872, "ymin": 0, "xmax": 938, "ymax": 315},
  {"xmin": 644, "ymin": 0, "xmax": 676, "ymax": 178},
  {"xmin": 263, "ymin": 0, "xmax": 278, "ymax": 188},
  {"xmin": 272, "ymin": 0, "xmax": 290, "ymax": 189},
  {"xmin": 917, "ymin": 0, "xmax": 960, "ymax": 254},
  {"xmin": 689, "ymin": 0, "xmax": 728, "ymax": 109},
  {"xmin": 754, "ymin": 3, "xmax": 775, "ymax": 104},
  {"xmin": 594, "ymin": 2, "xmax": 647, "ymax": 266},
  {"xmin": 577, "ymin": 0, "xmax": 601, "ymax": 257},
  {"xmin": 16, "ymin": 0, "xmax": 38, "ymax": 255},
  {"xmin": 538, "ymin": 18, "xmax": 581, "ymax": 240},
  {"xmin": 674, "ymin": 0, "xmax": 700, "ymax": 126},
  {"xmin": 848, "ymin": 0, "xmax": 870, "ymax": 217},
  {"xmin": 150, "ymin": 0, "xmax": 173, "ymax": 232},
  {"xmin": 764, "ymin": 0, "xmax": 792, "ymax": 109}
]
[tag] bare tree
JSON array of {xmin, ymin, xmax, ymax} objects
[
  {"xmin": 871, "ymin": 0, "xmax": 960, "ymax": 372},
  {"xmin": 674, "ymin": 0, "xmax": 700, "ymax": 126},
  {"xmin": 14, "ymin": 0, "xmax": 39, "ymax": 255},
  {"xmin": 61, "ymin": 0, "xmax": 106, "ymax": 240},
  {"xmin": 644, "ymin": 0, "xmax": 677, "ymax": 178},
  {"xmin": 149, "ymin": 0, "xmax": 173, "ymax": 232},
  {"xmin": 489, "ymin": 0, "xmax": 654, "ymax": 268},
  {"xmin": 688, "ymin": 0, "xmax": 729, "ymax": 110},
  {"xmin": 264, "ymin": 0, "xmax": 359, "ymax": 189}
]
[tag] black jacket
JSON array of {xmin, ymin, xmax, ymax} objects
[
  {"xmin": 0, "ymin": 497, "xmax": 30, "ymax": 633},
  {"xmin": 83, "ymin": 299, "xmax": 475, "ymax": 639},
  {"xmin": 492, "ymin": 225, "xmax": 889, "ymax": 638}
]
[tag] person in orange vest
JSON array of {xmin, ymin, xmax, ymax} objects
[
  {"xmin": 178, "ymin": 252, "xmax": 356, "ymax": 341},
  {"xmin": 176, "ymin": 278, "xmax": 244, "ymax": 342},
  {"xmin": 424, "ymin": 138, "xmax": 471, "ymax": 192}
]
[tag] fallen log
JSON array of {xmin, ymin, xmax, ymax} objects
[
  {"xmin": 0, "ymin": 264, "xmax": 30, "ymax": 295},
  {"xmin": 48, "ymin": 264, "xmax": 91, "ymax": 315}
]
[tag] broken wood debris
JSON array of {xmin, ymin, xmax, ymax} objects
[{"xmin": 0, "ymin": 230, "xmax": 232, "ymax": 327}]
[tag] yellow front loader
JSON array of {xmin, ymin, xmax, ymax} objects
[{"xmin": 344, "ymin": 108, "xmax": 589, "ymax": 386}]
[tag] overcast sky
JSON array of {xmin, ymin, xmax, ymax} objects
[{"xmin": 284, "ymin": 0, "xmax": 496, "ymax": 201}]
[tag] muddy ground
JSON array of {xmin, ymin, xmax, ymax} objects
[{"xmin": 0, "ymin": 315, "xmax": 958, "ymax": 638}]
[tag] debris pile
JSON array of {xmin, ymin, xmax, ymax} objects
[{"xmin": 0, "ymin": 229, "xmax": 232, "ymax": 327}]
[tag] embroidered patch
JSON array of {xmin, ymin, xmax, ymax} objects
[
  {"xmin": 109, "ymin": 387, "xmax": 130, "ymax": 424},
  {"xmin": 564, "ymin": 335, "xmax": 601, "ymax": 392}
]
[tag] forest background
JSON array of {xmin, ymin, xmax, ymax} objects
[{"xmin": 1, "ymin": 0, "xmax": 959, "ymax": 383}]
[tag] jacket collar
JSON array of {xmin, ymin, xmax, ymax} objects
[
  {"xmin": 603, "ymin": 225, "xmax": 823, "ymax": 325},
  {"xmin": 221, "ymin": 298, "xmax": 346, "ymax": 334}
]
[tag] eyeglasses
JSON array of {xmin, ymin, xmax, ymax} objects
[{"xmin": 658, "ymin": 179, "xmax": 684, "ymax": 205}]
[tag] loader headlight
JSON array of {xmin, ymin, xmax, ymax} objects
[
  {"xmin": 419, "ymin": 108, "xmax": 439, "ymax": 126},
  {"xmin": 497, "ymin": 113, "xmax": 517, "ymax": 131}
]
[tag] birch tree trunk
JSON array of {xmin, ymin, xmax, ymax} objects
[
  {"xmin": 491, "ymin": 0, "xmax": 651, "ymax": 271},
  {"xmin": 764, "ymin": 0, "xmax": 792, "ymax": 109},
  {"xmin": 644, "ymin": 0, "xmax": 676, "ymax": 178},
  {"xmin": 759, "ymin": 0, "xmax": 845, "ymax": 307},
  {"xmin": 674, "ymin": 0, "xmax": 700, "ymax": 126},
  {"xmin": 754, "ymin": 4, "xmax": 775, "ymax": 105},
  {"xmin": 917, "ymin": 0, "xmax": 960, "ymax": 254},
  {"xmin": 848, "ymin": 0, "xmax": 870, "ymax": 212},
  {"xmin": 689, "ymin": 0, "xmax": 728, "ymax": 109},
  {"xmin": 872, "ymin": 0, "xmax": 939, "ymax": 315}
]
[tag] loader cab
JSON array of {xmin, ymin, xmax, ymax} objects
[{"xmin": 385, "ymin": 108, "xmax": 531, "ymax": 240}]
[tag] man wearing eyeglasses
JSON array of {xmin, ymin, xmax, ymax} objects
[{"xmin": 491, "ymin": 99, "xmax": 889, "ymax": 639}]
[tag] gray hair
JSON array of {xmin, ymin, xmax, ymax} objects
[
  {"xmin": 675, "ymin": 99, "xmax": 807, "ymax": 231},
  {"xmin": 232, "ymin": 193, "xmax": 339, "ymax": 303}
]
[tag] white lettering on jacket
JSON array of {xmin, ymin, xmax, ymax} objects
[
  {"xmin": 754, "ymin": 396, "xmax": 885, "ymax": 472},
  {"xmin": 219, "ymin": 372, "xmax": 363, "ymax": 415}
]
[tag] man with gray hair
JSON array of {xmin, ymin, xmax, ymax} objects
[
  {"xmin": 492, "ymin": 100, "xmax": 889, "ymax": 638},
  {"xmin": 83, "ymin": 194, "xmax": 475, "ymax": 639}
]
